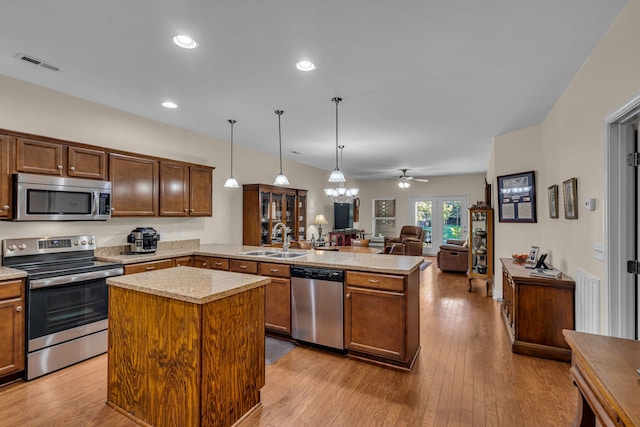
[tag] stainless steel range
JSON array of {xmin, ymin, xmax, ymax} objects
[{"xmin": 1, "ymin": 235, "xmax": 123, "ymax": 380}]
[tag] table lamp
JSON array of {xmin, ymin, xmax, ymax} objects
[{"xmin": 313, "ymin": 214, "xmax": 329, "ymax": 239}]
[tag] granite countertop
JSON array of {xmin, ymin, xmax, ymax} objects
[
  {"xmin": 0, "ymin": 266, "xmax": 28, "ymax": 281},
  {"xmin": 96, "ymin": 243, "xmax": 423, "ymax": 275},
  {"xmin": 107, "ymin": 266, "xmax": 270, "ymax": 304}
]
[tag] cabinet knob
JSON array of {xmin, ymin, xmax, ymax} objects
[
  {"xmin": 2, "ymin": 205, "xmax": 9, "ymax": 210},
  {"xmin": 145, "ymin": 266, "xmax": 155, "ymax": 271},
  {"xmin": 239, "ymin": 265, "xmax": 247, "ymax": 269},
  {"xmin": 57, "ymin": 165, "xmax": 63, "ymax": 170},
  {"xmin": 269, "ymin": 268, "xmax": 279, "ymax": 273},
  {"xmin": 184, "ymin": 208, "xmax": 188, "ymax": 212},
  {"xmin": 367, "ymin": 279, "xmax": 380, "ymax": 283},
  {"xmin": 111, "ymin": 208, "xmax": 115, "ymax": 211},
  {"xmin": 190, "ymin": 209, "xmax": 194, "ymax": 212},
  {"xmin": 346, "ymin": 294, "xmax": 351, "ymax": 299},
  {"xmin": 70, "ymin": 166, "xmax": 76, "ymax": 171},
  {"xmin": 202, "ymin": 263, "xmax": 207, "ymax": 267},
  {"xmin": 16, "ymin": 306, "xmax": 23, "ymax": 312},
  {"xmin": 214, "ymin": 262, "xmax": 222, "ymax": 266}
]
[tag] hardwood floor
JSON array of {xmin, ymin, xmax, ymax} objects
[{"xmin": 0, "ymin": 258, "xmax": 578, "ymax": 426}]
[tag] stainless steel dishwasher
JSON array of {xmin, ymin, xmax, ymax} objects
[{"xmin": 291, "ymin": 266, "xmax": 345, "ymax": 350}]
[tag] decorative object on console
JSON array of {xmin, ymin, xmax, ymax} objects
[
  {"xmin": 224, "ymin": 119, "xmax": 239, "ymax": 188},
  {"xmin": 324, "ymin": 97, "xmax": 359, "ymax": 202},
  {"xmin": 497, "ymin": 170, "xmax": 536, "ymax": 223},
  {"xmin": 273, "ymin": 110, "xmax": 289, "ymax": 186},
  {"xmin": 547, "ymin": 184, "xmax": 558, "ymax": 218},
  {"xmin": 563, "ymin": 177, "xmax": 578, "ymax": 219},
  {"xmin": 313, "ymin": 214, "xmax": 329, "ymax": 240}
]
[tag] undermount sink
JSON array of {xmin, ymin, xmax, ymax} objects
[
  {"xmin": 240, "ymin": 250, "xmax": 281, "ymax": 256},
  {"xmin": 265, "ymin": 251, "xmax": 307, "ymax": 259},
  {"xmin": 239, "ymin": 250, "xmax": 307, "ymax": 259}
]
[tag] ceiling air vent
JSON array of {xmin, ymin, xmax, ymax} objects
[{"xmin": 14, "ymin": 53, "xmax": 61, "ymax": 71}]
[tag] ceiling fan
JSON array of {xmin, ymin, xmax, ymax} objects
[{"xmin": 396, "ymin": 169, "xmax": 429, "ymax": 190}]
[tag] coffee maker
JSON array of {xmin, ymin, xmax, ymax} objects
[{"xmin": 127, "ymin": 227, "xmax": 159, "ymax": 253}]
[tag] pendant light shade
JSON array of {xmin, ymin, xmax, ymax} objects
[
  {"xmin": 224, "ymin": 119, "xmax": 239, "ymax": 188},
  {"xmin": 328, "ymin": 97, "xmax": 346, "ymax": 183},
  {"xmin": 273, "ymin": 110, "xmax": 290, "ymax": 186}
]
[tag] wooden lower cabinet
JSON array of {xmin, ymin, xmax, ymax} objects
[
  {"xmin": 174, "ymin": 256, "xmax": 193, "ymax": 267},
  {"xmin": 0, "ymin": 279, "xmax": 25, "ymax": 381},
  {"xmin": 230, "ymin": 259, "xmax": 258, "ymax": 274},
  {"xmin": 500, "ymin": 258, "xmax": 575, "ymax": 362},
  {"xmin": 193, "ymin": 256, "xmax": 229, "ymax": 270},
  {"xmin": 259, "ymin": 263, "xmax": 291, "ymax": 336},
  {"xmin": 344, "ymin": 270, "xmax": 420, "ymax": 370}
]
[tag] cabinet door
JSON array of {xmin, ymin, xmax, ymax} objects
[
  {"xmin": 68, "ymin": 146, "xmax": 107, "ymax": 180},
  {"xmin": 15, "ymin": 137, "xmax": 64, "ymax": 175},
  {"xmin": 193, "ymin": 255, "xmax": 210, "ymax": 269},
  {"xmin": 265, "ymin": 277, "xmax": 291, "ymax": 334},
  {"xmin": 0, "ymin": 280, "xmax": 25, "ymax": 377},
  {"xmin": 109, "ymin": 153, "xmax": 158, "ymax": 216},
  {"xmin": 159, "ymin": 162, "xmax": 189, "ymax": 216},
  {"xmin": 230, "ymin": 259, "xmax": 258, "ymax": 274},
  {"xmin": 188, "ymin": 166, "xmax": 212, "ymax": 216},
  {"xmin": 0, "ymin": 135, "xmax": 11, "ymax": 218},
  {"xmin": 345, "ymin": 285, "xmax": 406, "ymax": 360}
]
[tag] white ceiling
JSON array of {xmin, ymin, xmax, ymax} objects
[{"xmin": 0, "ymin": 0, "xmax": 627, "ymax": 181}]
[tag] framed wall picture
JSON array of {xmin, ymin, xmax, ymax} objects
[
  {"xmin": 497, "ymin": 171, "xmax": 537, "ymax": 223},
  {"xmin": 548, "ymin": 185, "xmax": 559, "ymax": 218},
  {"xmin": 563, "ymin": 177, "xmax": 578, "ymax": 219}
]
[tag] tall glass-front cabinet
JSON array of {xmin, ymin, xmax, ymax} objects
[
  {"xmin": 467, "ymin": 202, "xmax": 494, "ymax": 295},
  {"xmin": 243, "ymin": 184, "xmax": 307, "ymax": 246}
]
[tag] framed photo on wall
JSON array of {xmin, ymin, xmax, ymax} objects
[
  {"xmin": 497, "ymin": 171, "xmax": 537, "ymax": 223},
  {"xmin": 548, "ymin": 185, "xmax": 559, "ymax": 218},
  {"xmin": 563, "ymin": 177, "xmax": 578, "ymax": 219}
]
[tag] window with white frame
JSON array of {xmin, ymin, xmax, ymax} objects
[{"xmin": 372, "ymin": 198, "xmax": 396, "ymax": 237}]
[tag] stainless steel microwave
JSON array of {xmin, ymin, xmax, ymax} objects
[{"xmin": 12, "ymin": 173, "xmax": 112, "ymax": 221}]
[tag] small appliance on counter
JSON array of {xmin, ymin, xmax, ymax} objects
[{"xmin": 126, "ymin": 227, "xmax": 159, "ymax": 254}]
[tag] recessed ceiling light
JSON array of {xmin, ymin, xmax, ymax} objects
[
  {"xmin": 296, "ymin": 60, "xmax": 317, "ymax": 71},
  {"xmin": 161, "ymin": 101, "xmax": 178, "ymax": 109},
  {"xmin": 173, "ymin": 35, "xmax": 198, "ymax": 49}
]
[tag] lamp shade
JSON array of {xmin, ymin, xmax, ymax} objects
[{"xmin": 313, "ymin": 214, "xmax": 329, "ymax": 225}]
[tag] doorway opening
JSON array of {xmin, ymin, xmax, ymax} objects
[{"xmin": 409, "ymin": 196, "xmax": 469, "ymax": 256}]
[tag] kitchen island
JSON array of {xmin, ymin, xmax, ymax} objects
[
  {"xmin": 106, "ymin": 267, "xmax": 270, "ymax": 427},
  {"xmin": 98, "ymin": 241, "xmax": 423, "ymax": 370}
]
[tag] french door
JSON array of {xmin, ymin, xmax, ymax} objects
[{"xmin": 409, "ymin": 196, "xmax": 468, "ymax": 256}]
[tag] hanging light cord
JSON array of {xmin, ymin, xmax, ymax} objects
[
  {"xmin": 228, "ymin": 119, "xmax": 236, "ymax": 176},
  {"xmin": 276, "ymin": 110, "xmax": 284, "ymax": 173},
  {"xmin": 332, "ymin": 97, "xmax": 341, "ymax": 169}
]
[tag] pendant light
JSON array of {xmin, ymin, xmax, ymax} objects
[
  {"xmin": 324, "ymin": 145, "xmax": 359, "ymax": 202},
  {"xmin": 223, "ymin": 119, "xmax": 239, "ymax": 188},
  {"xmin": 328, "ymin": 97, "xmax": 346, "ymax": 183},
  {"xmin": 273, "ymin": 110, "xmax": 290, "ymax": 186}
]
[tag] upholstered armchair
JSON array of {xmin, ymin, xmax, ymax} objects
[
  {"xmin": 384, "ymin": 225, "xmax": 425, "ymax": 256},
  {"xmin": 436, "ymin": 239, "xmax": 469, "ymax": 273}
]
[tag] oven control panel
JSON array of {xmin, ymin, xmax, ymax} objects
[{"xmin": 2, "ymin": 235, "xmax": 96, "ymax": 257}]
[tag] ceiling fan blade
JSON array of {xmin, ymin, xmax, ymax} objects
[{"xmin": 414, "ymin": 178, "xmax": 429, "ymax": 183}]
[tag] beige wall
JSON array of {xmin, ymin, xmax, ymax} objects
[{"xmin": 488, "ymin": 0, "xmax": 640, "ymax": 331}]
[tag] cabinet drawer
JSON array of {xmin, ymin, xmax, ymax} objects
[
  {"xmin": 124, "ymin": 259, "xmax": 175, "ymax": 275},
  {"xmin": 230, "ymin": 259, "xmax": 258, "ymax": 274},
  {"xmin": 209, "ymin": 257, "xmax": 230, "ymax": 271},
  {"xmin": 346, "ymin": 271, "xmax": 405, "ymax": 292},
  {"xmin": 0, "ymin": 280, "xmax": 23, "ymax": 299},
  {"xmin": 259, "ymin": 262, "xmax": 290, "ymax": 278},
  {"xmin": 174, "ymin": 256, "xmax": 193, "ymax": 267}
]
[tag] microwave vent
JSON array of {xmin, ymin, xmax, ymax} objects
[{"xmin": 14, "ymin": 53, "xmax": 61, "ymax": 72}]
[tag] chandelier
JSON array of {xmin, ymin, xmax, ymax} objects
[{"xmin": 325, "ymin": 143, "xmax": 359, "ymax": 203}]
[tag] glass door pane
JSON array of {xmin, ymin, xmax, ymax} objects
[
  {"xmin": 285, "ymin": 194, "xmax": 296, "ymax": 243},
  {"xmin": 260, "ymin": 192, "xmax": 271, "ymax": 245},
  {"xmin": 410, "ymin": 196, "xmax": 468, "ymax": 256},
  {"xmin": 415, "ymin": 201, "xmax": 433, "ymax": 250},
  {"xmin": 441, "ymin": 199, "xmax": 463, "ymax": 243},
  {"xmin": 271, "ymin": 193, "xmax": 284, "ymax": 244}
]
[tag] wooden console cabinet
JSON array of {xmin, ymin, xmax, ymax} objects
[{"xmin": 500, "ymin": 258, "xmax": 575, "ymax": 361}]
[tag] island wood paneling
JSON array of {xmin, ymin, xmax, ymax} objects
[{"xmin": 108, "ymin": 284, "xmax": 265, "ymax": 427}]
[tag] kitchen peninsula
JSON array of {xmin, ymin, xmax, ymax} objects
[
  {"xmin": 97, "ymin": 241, "xmax": 423, "ymax": 370},
  {"xmin": 106, "ymin": 267, "xmax": 270, "ymax": 427}
]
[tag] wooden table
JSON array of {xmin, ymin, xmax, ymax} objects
[
  {"xmin": 563, "ymin": 330, "xmax": 640, "ymax": 427},
  {"xmin": 328, "ymin": 229, "xmax": 362, "ymax": 246}
]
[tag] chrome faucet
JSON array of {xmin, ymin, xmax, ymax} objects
[{"xmin": 272, "ymin": 222, "xmax": 289, "ymax": 252}]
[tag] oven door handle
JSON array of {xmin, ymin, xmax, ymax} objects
[{"xmin": 29, "ymin": 267, "xmax": 124, "ymax": 289}]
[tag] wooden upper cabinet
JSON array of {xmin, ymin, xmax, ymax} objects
[
  {"xmin": 159, "ymin": 162, "xmax": 189, "ymax": 216},
  {"xmin": 0, "ymin": 135, "xmax": 11, "ymax": 218},
  {"xmin": 67, "ymin": 146, "xmax": 107, "ymax": 180},
  {"xmin": 159, "ymin": 162, "xmax": 212, "ymax": 217},
  {"xmin": 15, "ymin": 137, "xmax": 64, "ymax": 175},
  {"xmin": 109, "ymin": 153, "xmax": 158, "ymax": 216},
  {"xmin": 188, "ymin": 166, "xmax": 212, "ymax": 216},
  {"xmin": 14, "ymin": 137, "xmax": 106, "ymax": 179}
]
